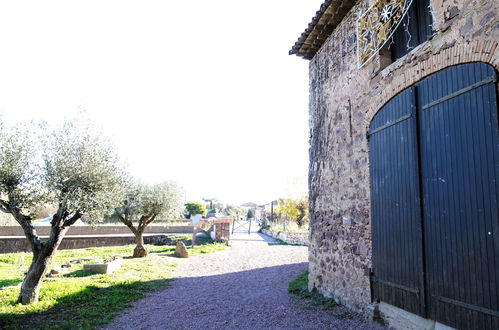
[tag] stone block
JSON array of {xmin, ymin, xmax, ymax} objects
[
  {"xmin": 174, "ymin": 241, "xmax": 189, "ymax": 258},
  {"xmin": 83, "ymin": 258, "xmax": 122, "ymax": 274}
]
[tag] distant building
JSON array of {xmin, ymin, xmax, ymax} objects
[
  {"xmin": 240, "ymin": 202, "xmax": 257, "ymax": 209},
  {"xmin": 263, "ymin": 200, "xmax": 279, "ymax": 213},
  {"xmin": 291, "ymin": 0, "xmax": 498, "ymax": 328}
]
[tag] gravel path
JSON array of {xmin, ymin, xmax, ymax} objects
[{"xmin": 107, "ymin": 234, "xmax": 385, "ymax": 330}]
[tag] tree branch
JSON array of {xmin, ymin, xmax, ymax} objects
[
  {"xmin": 52, "ymin": 197, "xmax": 68, "ymax": 228},
  {"xmin": 13, "ymin": 212, "xmax": 39, "ymax": 252},
  {"xmin": 116, "ymin": 209, "xmax": 138, "ymax": 235},
  {"xmin": 63, "ymin": 210, "xmax": 82, "ymax": 227},
  {"xmin": 0, "ymin": 199, "xmax": 9, "ymax": 213},
  {"xmin": 144, "ymin": 213, "xmax": 157, "ymax": 227},
  {"xmin": 137, "ymin": 215, "xmax": 147, "ymax": 232}
]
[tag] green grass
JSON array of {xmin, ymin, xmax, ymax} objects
[
  {"xmin": 268, "ymin": 222, "xmax": 308, "ymax": 233},
  {"xmin": 288, "ymin": 272, "xmax": 337, "ymax": 309},
  {"xmin": 0, "ymin": 241, "xmax": 227, "ymax": 329}
]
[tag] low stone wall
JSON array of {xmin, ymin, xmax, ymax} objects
[
  {"xmin": 0, "ymin": 225, "xmax": 193, "ymax": 236},
  {"xmin": 0, "ymin": 234, "xmax": 167, "ymax": 254},
  {"xmin": 262, "ymin": 229, "xmax": 309, "ymax": 246}
]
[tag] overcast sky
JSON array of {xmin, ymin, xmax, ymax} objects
[{"xmin": 0, "ymin": 0, "xmax": 324, "ymax": 205}]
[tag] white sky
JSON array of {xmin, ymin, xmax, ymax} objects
[{"xmin": 0, "ymin": 0, "xmax": 324, "ymax": 206}]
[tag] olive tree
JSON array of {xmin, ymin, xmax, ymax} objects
[
  {"xmin": 0, "ymin": 120, "xmax": 124, "ymax": 305},
  {"xmin": 115, "ymin": 181, "xmax": 183, "ymax": 257}
]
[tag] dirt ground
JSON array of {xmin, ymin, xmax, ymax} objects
[{"xmin": 107, "ymin": 234, "xmax": 385, "ymax": 330}]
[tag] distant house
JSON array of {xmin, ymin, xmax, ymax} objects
[
  {"xmin": 240, "ymin": 202, "xmax": 257, "ymax": 209},
  {"xmin": 263, "ymin": 200, "xmax": 279, "ymax": 213},
  {"xmin": 291, "ymin": 0, "xmax": 498, "ymax": 329}
]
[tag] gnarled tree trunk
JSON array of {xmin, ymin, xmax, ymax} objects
[
  {"xmin": 133, "ymin": 231, "xmax": 148, "ymax": 257},
  {"xmin": 20, "ymin": 246, "xmax": 55, "ymax": 304},
  {"xmin": 119, "ymin": 212, "xmax": 156, "ymax": 258},
  {"xmin": 18, "ymin": 221, "xmax": 68, "ymax": 304}
]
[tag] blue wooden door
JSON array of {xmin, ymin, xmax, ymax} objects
[{"xmin": 370, "ymin": 62, "xmax": 499, "ymax": 329}]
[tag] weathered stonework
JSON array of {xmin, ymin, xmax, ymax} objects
[
  {"xmin": 261, "ymin": 229, "xmax": 309, "ymax": 246},
  {"xmin": 307, "ymin": 0, "xmax": 498, "ymax": 319}
]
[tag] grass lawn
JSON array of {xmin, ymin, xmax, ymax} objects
[{"xmin": 0, "ymin": 239, "xmax": 227, "ymax": 329}]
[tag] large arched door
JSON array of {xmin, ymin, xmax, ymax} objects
[{"xmin": 369, "ymin": 62, "xmax": 499, "ymax": 329}]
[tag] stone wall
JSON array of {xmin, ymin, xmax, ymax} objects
[
  {"xmin": 0, "ymin": 234, "xmax": 166, "ymax": 254},
  {"xmin": 307, "ymin": 0, "xmax": 498, "ymax": 319},
  {"xmin": 0, "ymin": 225, "xmax": 193, "ymax": 236},
  {"xmin": 261, "ymin": 229, "xmax": 309, "ymax": 246}
]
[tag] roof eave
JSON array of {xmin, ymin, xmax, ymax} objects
[{"xmin": 290, "ymin": 0, "xmax": 358, "ymax": 60}]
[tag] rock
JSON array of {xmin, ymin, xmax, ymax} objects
[
  {"xmin": 459, "ymin": 16, "xmax": 473, "ymax": 35},
  {"xmin": 61, "ymin": 263, "xmax": 72, "ymax": 268},
  {"xmin": 195, "ymin": 231, "xmax": 210, "ymax": 238},
  {"xmin": 84, "ymin": 258, "xmax": 122, "ymax": 274},
  {"xmin": 174, "ymin": 241, "xmax": 189, "ymax": 258},
  {"xmin": 50, "ymin": 268, "xmax": 61, "ymax": 275}
]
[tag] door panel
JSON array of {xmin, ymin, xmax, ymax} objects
[
  {"xmin": 418, "ymin": 63, "xmax": 499, "ymax": 329},
  {"xmin": 369, "ymin": 87, "xmax": 426, "ymax": 316}
]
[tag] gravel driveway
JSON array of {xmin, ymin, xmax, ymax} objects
[{"xmin": 107, "ymin": 233, "xmax": 385, "ymax": 330}]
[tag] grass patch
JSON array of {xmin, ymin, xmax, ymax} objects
[
  {"xmin": 288, "ymin": 272, "xmax": 337, "ymax": 309},
  {"xmin": 267, "ymin": 222, "xmax": 308, "ymax": 233},
  {"xmin": 0, "ymin": 241, "xmax": 226, "ymax": 329}
]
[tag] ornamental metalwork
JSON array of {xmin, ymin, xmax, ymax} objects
[{"xmin": 357, "ymin": 0, "xmax": 413, "ymax": 67}]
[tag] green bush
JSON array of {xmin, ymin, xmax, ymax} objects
[{"xmin": 184, "ymin": 202, "xmax": 207, "ymax": 218}]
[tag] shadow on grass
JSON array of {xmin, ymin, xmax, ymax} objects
[
  {"xmin": 149, "ymin": 248, "xmax": 175, "ymax": 255},
  {"xmin": 0, "ymin": 278, "xmax": 172, "ymax": 330},
  {"xmin": 0, "ymin": 279, "xmax": 22, "ymax": 288},
  {"xmin": 63, "ymin": 269, "xmax": 94, "ymax": 278}
]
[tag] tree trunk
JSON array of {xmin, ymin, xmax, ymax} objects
[
  {"xmin": 18, "ymin": 222, "xmax": 68, "ymax": 304},
  {"xmin": 19, "ymin": 249, "xmax": 51, "ymax": 304},
  {"xmin": 133, "ymin": 231, "xmax": 148, "ymax": 257},
  {"xmin": 297, "ymin": 209, "xmax": 306, "ymax": 227}
]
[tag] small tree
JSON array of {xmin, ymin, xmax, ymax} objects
[
  {"xmin": 184, "ymin": 201, "xmax": 207, "ymax": 218},
  {"xmin": 115, "ymin": 181, "xmax": 183, "ymax": 257},
  {"xmin": 294, "ymin": 197, "xmax": 309, "ymax": 227},
  {"xmin": 0, "ymin": 119, "xmax": 124, "ymax": 304},
  {"xmin": 277, "ymin": 196, "xmax": 309, "ymax": 228}
]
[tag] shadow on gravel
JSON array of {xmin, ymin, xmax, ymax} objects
[{"xmin": 108, "ymin": 262, "xmax": 386, "ymax": 330}]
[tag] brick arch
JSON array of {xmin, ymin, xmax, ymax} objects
[{"xmin": 364, "ymin": 39, "xmax": 499, "ymax": 130}]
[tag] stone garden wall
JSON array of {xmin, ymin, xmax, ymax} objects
[
  {"xmin": 0, "ymin": 234, "xmax": 166, "ymax": 253},
  {"xmin": 307, "ymin": 0, "xmax": 498, "ymax": 318},
  {"xmin": 261, "ymin": 229, "xmax": 309, "ymax": 246},
  {"xmin": 0, "ymin": 224, "xmax": 194, "ymax": 253},
  {"xmin": 0, "ymin": 225, "xmax": 193, "ymax": 236}
]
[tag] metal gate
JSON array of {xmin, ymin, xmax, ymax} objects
[
  {"xmin": 231, "ymin": 218, "xmax": 254, "ymax": 234},
  {"xmin": 369, "ymin": 62, "xmax": 499, "ymax": 329}
]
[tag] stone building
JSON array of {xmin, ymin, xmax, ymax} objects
[{"xmin": 290, "ymin": 0, "xmax": 498, "ymax": 328}]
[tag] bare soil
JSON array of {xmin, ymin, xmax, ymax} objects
[{"xmin": 107, "ymin": 238, "xmax": 385, "ymax": 330}]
